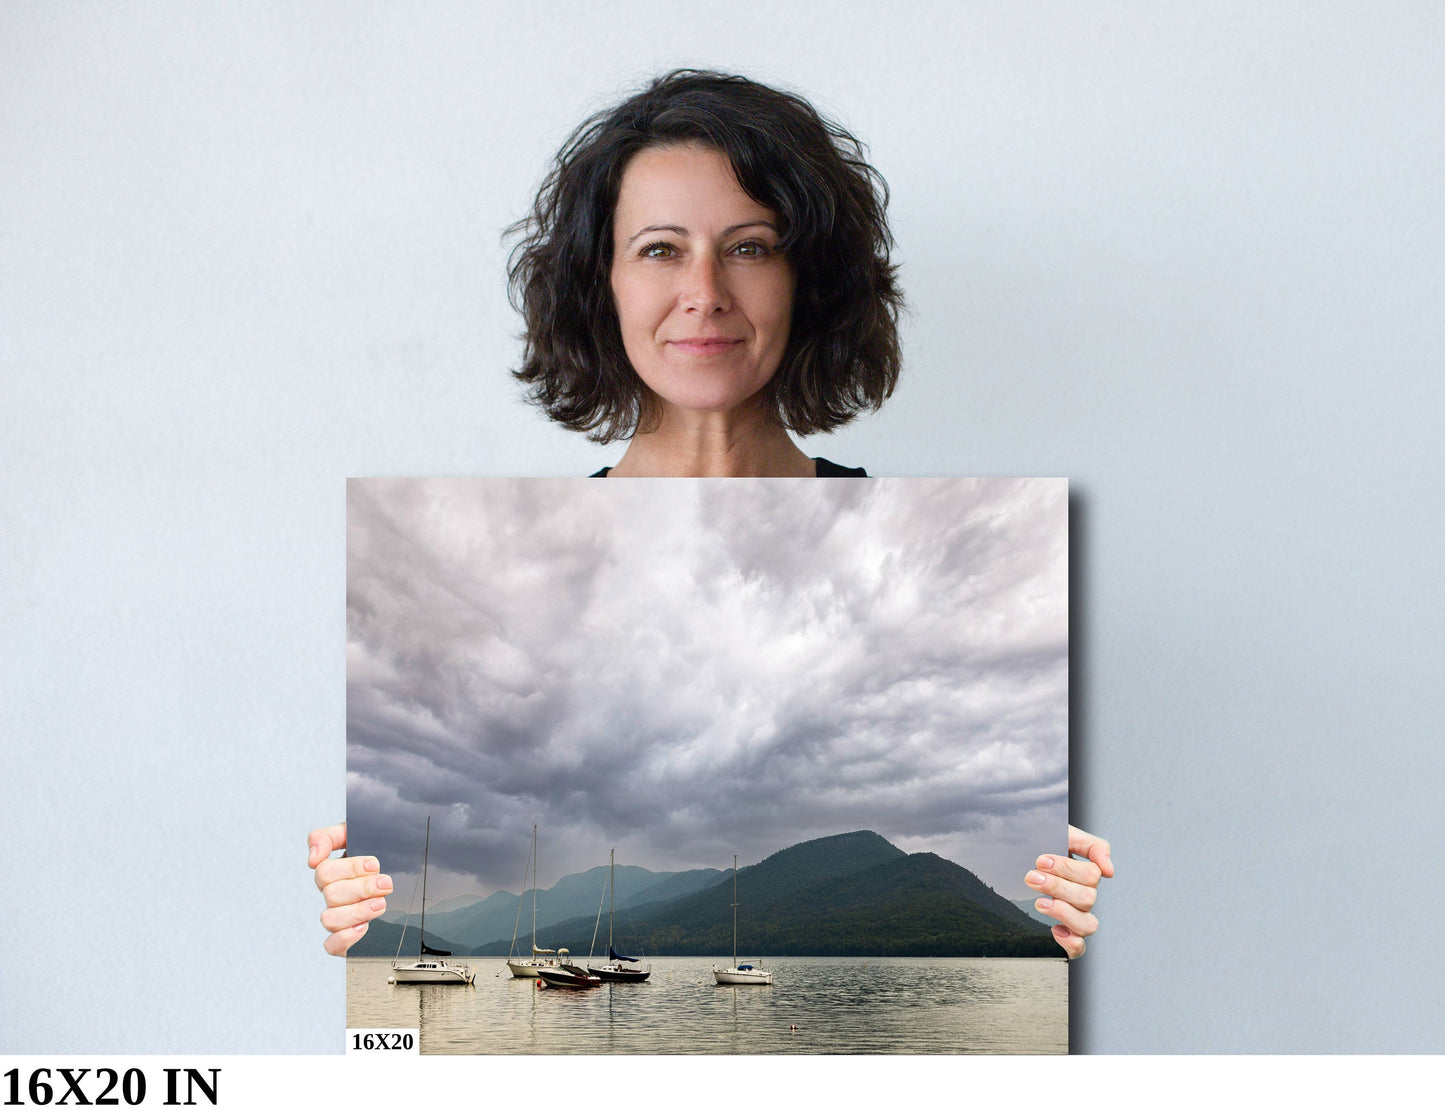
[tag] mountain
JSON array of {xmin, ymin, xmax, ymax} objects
[
  {"xmin": 419, "ymin": 863, "xmax": 719, "ymax": 947},
  {"xmin": 627, "ymin": 866, "xmax": 726, "ymax": 907},
  {"xmin": 349, "ymin": 861, "xmax": 723, "ymax": 957},
  {"xmin": 424, "ymin": 893, "xmax": 486, "ymax": 915},
  {"xmin": 351, "ymin": 919, "xmax": 471, "ymax": 959},
  {"xmin": 468, "ymin": 831, "xmax": 1061, "ymax": 958},
  {"xmin": 393, "ymin": 887, "xmax": 528, "ymax": 949}
]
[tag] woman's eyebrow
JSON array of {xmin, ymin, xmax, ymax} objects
[
  {"xmin": 623, "ymin": 224, "xmax": 687, "ymax": 247},
  {"xmin": 622, "ymin": 220, "xmax": 779, "ymax": 248},
  {"xmin": 722, "ymin": 220, "xmax": 779, "ymax": 237}
]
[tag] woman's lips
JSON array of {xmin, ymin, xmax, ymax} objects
[{"xmin": 668, "ymin": 337, "xmax": 743, "ymax": 355}]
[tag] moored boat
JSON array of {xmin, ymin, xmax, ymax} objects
[
  {"xmin": 390, "ymin": 958, "xmax": 478, "ymax": 984},
  {"xmin": 390, "ymin": 816, "xmax": 476, "ymax": 986},
  {"xmin": 506, "ymin": 824, "xmax": 558, "ymax": 978},
  {"xmin": 586, "ymin": 849, "xmax": 651, "ymax": 983},
  {"xmin": 537, "ymin": 948, "xmax": 602, "ymax": 989},
  {"xmin": 713, "ymin": 960, "xmax": 772, "ymax": 986},
  {"xmin": 589, "ymin": 946, "xmax": 650, "ymax": 983},
  {"xmin": 505, "ymin": 953, "xmax": 556, "ymax": 979},
  {"xmin": 712, "ymin": 854, "xmax": 773, "ymax": 986}
]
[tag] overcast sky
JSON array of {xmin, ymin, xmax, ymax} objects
[{"xmin": 347, "ymin": 477, "xmax": 1067, "ymax": 907}]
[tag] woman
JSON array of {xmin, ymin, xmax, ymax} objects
[{"xmin": 310, "ymin": 70, "xmax": 1112, "ymax": 958}]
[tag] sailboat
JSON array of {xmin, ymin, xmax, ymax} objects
[
  {"xmin": 389, "ymin": 816, "xmax": 476, "ymax": 985},
  {"xmin": 586, "ymin": 849, "xmax": 651, "ymax": 983},
  {"xmin": 505, "ymin": 823, "xmax": 558, "ymax": 978},
  {"xmin": 712, "ymin": 854, "xmax": 773, "ymax": 985}
]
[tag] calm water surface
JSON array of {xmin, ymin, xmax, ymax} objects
[{"xmin": 347, "ymin": 956, "xmax": 1066, "ymax": 1054}]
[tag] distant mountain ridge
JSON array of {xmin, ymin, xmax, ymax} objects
[
  {"xmin": 424, "ymin": 893, "xmax": 485, "ymax": 915},
  {"xmin": 352, "ymin": 920, "xmax": 470, "ymax": 959},
  {"xmin": 385, "ymin": 862, "xmax": 725, "ymax": 950},
  {"xmin": 352, "ymin": 831, "xmax": 1061, "ymax": 959}
]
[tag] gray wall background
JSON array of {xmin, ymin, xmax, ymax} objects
[{"xmin": 3, "ymin": 3, "xmax": 1441, "ymax": 1053}]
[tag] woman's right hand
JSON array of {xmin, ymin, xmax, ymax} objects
[
  {"xmin": 308, "ymin": 823, "xmax": 393, "ymax": 956},
  {"xmin": 1026, "ymin": 825, "xmax": 1113, "ymax": 959}
]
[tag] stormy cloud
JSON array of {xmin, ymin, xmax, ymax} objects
[{"xmin": 346, "ymin": 477, "xmax": 1067, "ymax": 905}]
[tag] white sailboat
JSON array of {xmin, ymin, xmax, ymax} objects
[
  {"xmin": 390, "ymin": 816, "xmax": 476, "ymax": 985},
  {"xmin": 505, "ymin": 823, "xmax": 557, "ymax": 978},
  {"xmin": 712, "ymin": 854, "xmax": 773, "ymax": 986},
  {"xmin": 586, "ymin": 849, "xmax": 651, "ymax": 983}
]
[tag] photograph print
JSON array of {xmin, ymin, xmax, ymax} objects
[{"xmin": 345, "ymin": 476, "xmax": 1069, "ymax": 1054}]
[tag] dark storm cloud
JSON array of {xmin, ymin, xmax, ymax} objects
[{"xmin": 346, "ymin": 478, "xmax": 1067, "ymax": 900}]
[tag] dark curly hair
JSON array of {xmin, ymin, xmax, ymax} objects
[{"xmin": 507, "ymin": 69, "xmax": 903, "ymax": 443}]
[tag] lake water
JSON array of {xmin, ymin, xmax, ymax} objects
[{"xmin": 347, "ymin": 956, "xmax": 1067, "ymax": 1054}]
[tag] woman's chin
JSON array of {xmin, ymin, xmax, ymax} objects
[{"xmin": 647, "ymin": 379, "xmax": 773, "ymax": 424}]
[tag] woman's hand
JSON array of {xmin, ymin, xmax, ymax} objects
[
  {"xmin": 1026, "ymin": 825, "xmax": 1113, "ymax": 959},
  {"xmin": 308, "ymin": 823, "xmax": 393, "ymax": 956}
]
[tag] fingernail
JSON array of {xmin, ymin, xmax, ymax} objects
[
  {"xmin": 1026, "ymin": 870, "xmax": 1047, "ymax": 886},
  {"xmin": 369, "ymin": 898, "xmax": 386, "ymax": 912},
  {"xmin": 309, "ymin": 845, "xmax": 318, "ymax": 864},
  {"xmin": 1037, "ymin": 855, "xmax": 1055, "ymax": 870},
  {"xmin": 377, "ymin": 875, "xmax": 393, "ymax": 891},
  {"xmin": 1036, "ymin": 897, "xmax": 1053, "ymax": 910},
  {"xmin": 363, "ymin": 857, "xmax": 380, "ymax": 873}
]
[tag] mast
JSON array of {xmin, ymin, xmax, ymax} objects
[
  {"xmin": 731, "ymin": 854, "xmax": 738, "ymax": 967},
  {"xmin": 609, "ymin": 848, "xmax": 615, "ymax": 954},
  {"xmin": 419, "ymin": 815, "xmax": 430, "ymax": 960},
  {"xmin": 530, "ymin": 823, "xmax": 538, "ymax": 953}
]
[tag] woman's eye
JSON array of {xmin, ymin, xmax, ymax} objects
[
  {"xmin": 731, "ymin": 241, "xmax": 769, "ymax": 258},
  {"xmin": 640, "ymin": 242, "xmax": 675, "ymax": 259}
]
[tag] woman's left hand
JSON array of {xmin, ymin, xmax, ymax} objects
[
  {"xmin": 309, "ymin": 823, "xmax": 392, "ymax": 956},
  {"xmin": 1026, "ymin": 825, "xmax": 1113, "ymax": 959}
]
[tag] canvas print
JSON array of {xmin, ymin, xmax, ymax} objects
[{"xmin": 345, "ymin": 476, "xmax": 1068, "ymax": 1053}]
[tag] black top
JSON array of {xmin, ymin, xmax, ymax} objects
[{"xmin": 591, "ymin": 457, "xmax": 867, "ymax": 478}]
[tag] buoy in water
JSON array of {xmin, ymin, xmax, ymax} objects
[{"xmin": 536, "ymin": 979, "xmax": 543, "ymax": 988}]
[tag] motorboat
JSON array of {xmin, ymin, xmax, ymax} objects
[{"xmin": 536, "ymin": 948, "xmax": 602, "ymax": 989}]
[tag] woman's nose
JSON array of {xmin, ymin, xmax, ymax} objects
[{"xmin": 681, "ymin": 256, "xmax": 730, "ymax": 314}]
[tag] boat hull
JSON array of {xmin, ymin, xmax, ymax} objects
[
  {"xmin": 713, "ymin": 966, "xmax": 773, "ymax": 985},
  {"xmin": 390, "ymin": 961, "xmax": 476, "ymax": 985},
  {"xmin": 537, "ymin": 965, "xmax": 602, "ymax": 989},
  {"xmin": 505, "ymin": 959, "xmax": 549, "ymax": 978},
  {"xmin": 587, "ymin": 963, "xmax": 651, "ymax": 983}
]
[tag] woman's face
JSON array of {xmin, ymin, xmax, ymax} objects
[{"xmin": 609, "ymin": 144, "xmax": 795, "ymax": 420}]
